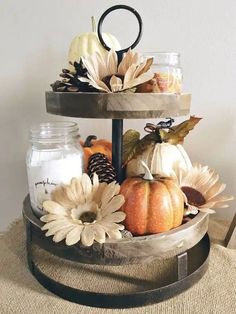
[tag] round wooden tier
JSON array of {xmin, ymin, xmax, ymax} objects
[
  {"xmin": 23, "ymin": 196, "xmax": 210, "ymax": 308},
  {"xmin": 23, "ymin": 195, "xmax": 209, "ymax": 265},
  {"xmin": 46, "ymin": 91, "xmax": 191, "ymax": 119}
]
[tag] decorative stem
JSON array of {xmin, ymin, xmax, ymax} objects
[
  {"xmin": 144, "ymin": 123, "xmax": 163, "ymax": 143},
  {"xmin": 91, "ymin": 16, "xmax": 96, "ymax": 32},
  {"xmin": 155, "ymin": 128, "xmax": 162, "ymax": 143},
  {"xmin": 84, "ymin": 135, "xmax": 97, "ymax": 147},
  {"xmin": 141, "ymin": 161, "xmax": 153, "ymax": 181}
]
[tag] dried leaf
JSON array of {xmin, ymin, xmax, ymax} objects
[
  {"xmin": 122, "ymin": 130, "xmax": 159, "ymax": 165},
  {"xmin": 135, "ymin": 133, "xmax": 158, "ymax": 157},
  {"xmin": 159, "ymin": 116, "xmax": 202, "ymax": 144},
  {"xmin": 122, "ymin": 130, "xmax": 140, "ymax": 165}
]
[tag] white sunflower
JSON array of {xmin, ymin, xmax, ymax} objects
[
  {"xmin": 79, "ymin": 49, "xmax": 154, "ymax": 93},
  {"xmin": 40, "ymin": 173, "xmax": 126, "ymax": 247},
  {"xmin": 173, "ymin": 164, "xmax": 234, "ymax": 214}
]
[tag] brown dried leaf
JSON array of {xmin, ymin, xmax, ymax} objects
[
  {"xmin": 159, "ymin": 116, "xmax": 202, "ymax": 144},
  {"xmin": 122, "ymin": 130, "xmax": 141, "ymax": 165},
  {"xmin": 135, "ymin": 133, "xmax": 159, "ymax": 156},
  {"xmin": 122, "ymin": 130, "xmax": 160, "ymax": 165}
]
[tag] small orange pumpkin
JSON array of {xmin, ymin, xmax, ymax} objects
[
  {"xmin": 80, "ymin": 135, "xmax": 112, "ymax": 170},
  {"xmin": 120, "ymin": 162, "xmax": 184, "ymax": 235}
]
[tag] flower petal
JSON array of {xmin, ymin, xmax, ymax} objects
[
  {"xmin": 81, "ymin": 225, "xmax": 95, "ymax": 247},
  {"xmin": 65, "ymin": 225, "xmax": 84, "ymax": 246},
  {"xmin": 86, "ymin": 75, "xmax": 111, "ymax": 93},
  {"xmin": 52, "ymin": 226, "xmax": 75, "ymax": 243},
  {"xmin": 106, "ymin": 229, "xmax": 122, "ymax": 240},
  {"xmin": 81, "ymin": 173, "xmax": 93, "ymax": 202},
  {"xmin": 93, "ymin": 224, "xmax": 106, "ymax": 244},
  {"xmin": 123, "ymin": 71, "xmax": 154, "ymax": 90},
  {"xmin": 45, "ymin": 222, "xmax": 73, "ymax": 237},
  {"xmin": 135, "ymin": 57, "xmax": 153, "ymax": 77},
  {"xmin": 118, "ymin": 49, "xmax": 140, "ymax": 75},
  {"xmin": 123, "ymin": 64, "xmax": 137, "ymax": 85},
  {"xmin": 92, "ymin": 173, "xmax": 99, "ymax": 195},
  {"xmin": 199, "ymin": 208, "xmax": 215, "ymax": 214},
  {"xmin": 78, "ymin": 77, "xmax": 91, "ymax": 84},
  {"xmin": 205, "ymin": 183, "xmax": 226, "ymax": 200},
  {"xmin": 93, "ymin": 182, "xmax": 107, "ymax": 205},
  {"xmin": 110, "ymin": 75, "xmax": 123, "ymax": 92},
  {"xmin": 207, "ymin": 195, "xmax": 234, "ymax": 203},
  {"xmin": 98, "ymin": 221, "xmax": 124, "ymax": 231},
  {"xmin": 70, "ymin": 178, "xmax": 83, "ymax": 204},
  {"xmin": 199, "ymin": 172, "xmax": 220, "ymax": 194},
  {"xmin": 95, "ymin": 52, "xmax": 108, "ymax": 79},
  {"xmin": 52, "ymin": 187, "xmax": 75, "ymax": 209},
  {"xmin": 211, "ymin": 202, "xmax": 229, "ymax": 208},
  {"xmin": 42, "ymin": 219, "xmax": 71, "ymax": 231},
  {"xmin": 101, "ymin": 194, "xmax": 125, "ymax": 216},
  {"xmin": 101, "ymin": 182, "xmax": 119, "ymax": 208},
  {"xmin": 40, "ymin": 214, "xmax": 64, "ymax": 223},
  {"xmin": 199, "ymin": 201, "xmax": 216, "ymax": 209},
  {"xmin": 65, "ymin": 185, "xmax": 79, "ymax": 204},
  {"xmin": 42, "ymin": 201, "xmax": 66, "ymax": 215},
  {"xmin": 101, "ymin": 211, "xmax": 126, "ymax": 223},
  {"xmin": 106, "ymin": 50, "xmax": 118, "ymax": 76},
  {"xmin": 81, "ymin": 55, "xmax": 100, "ymax": 80}
]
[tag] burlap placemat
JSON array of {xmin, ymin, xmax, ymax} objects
[{"xmin": 0, "ymin": 218, "xmax": 235, "ymax": 314}]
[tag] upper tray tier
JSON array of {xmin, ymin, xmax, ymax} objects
[{"xmin": 46, "ymin": 92, "xmax": 191, "ymax": 119}]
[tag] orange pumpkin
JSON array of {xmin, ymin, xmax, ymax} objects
[
  {"xmin": 120, "ymin": 162, "xmax": 184, "ymax": 235},
  {"xmin": 80, "ymin": 135, "xmax": 112, "ymax": 170}
]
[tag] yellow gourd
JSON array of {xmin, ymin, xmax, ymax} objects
[{"xmin": 68, "ymin": 17, "xmax": 121, "ymax": 71}]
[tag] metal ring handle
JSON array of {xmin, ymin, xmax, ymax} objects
[{"xmin": 97, "ymin": 5, "xmax": 143, "ymax": 56}]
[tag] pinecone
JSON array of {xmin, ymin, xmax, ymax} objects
[
  {"xmin": 51, "ymin": 59, "xmax": 97, "ymax": 92},
  {"xmin": 121, "ymin": 229, "xmax": 133, "ymax": 238},
  {"xmin": 88, "ymin": 153, "xmax": 117, "ymax": 184}
]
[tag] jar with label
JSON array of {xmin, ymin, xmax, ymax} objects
[
  {"xmin": 143, "ymin": 52, "xmax": 183, "ymax": 93},
  {"xmin": 26, "ymin": 122, "xmax": 84, "ymax": 217}
]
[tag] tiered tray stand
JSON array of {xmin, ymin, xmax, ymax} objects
[{"xmin": 22, "ymin": 92, "xmax": 210, "ymax": 308}]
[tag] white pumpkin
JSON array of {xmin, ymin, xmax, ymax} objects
[
  {"xmin": 126, "ymin": 143, "xmax": 192, "ymax": 177},
  {"xmin": 68, "ymin": 17, "xmax": 121, "ymax": 71}
]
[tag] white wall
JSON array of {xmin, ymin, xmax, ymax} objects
[{"xmin": 0, "ymin": 0, "xmax": 235, "ymax": 230}]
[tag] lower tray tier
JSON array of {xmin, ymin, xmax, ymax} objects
[
  {"xmin": 24, "ymin": 214, "xmax": 210, "ymax": 308},
  {"xmin": 23, "ymin": 195, "xmax": 209, "ymax": 265}
]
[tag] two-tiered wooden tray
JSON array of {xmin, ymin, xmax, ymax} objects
[{"xmin": 22, "ymin": 91, "xmax": 210, "ymax": 308}]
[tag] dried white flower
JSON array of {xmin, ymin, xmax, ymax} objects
[
  {"xmin": 79, "ymin": 49, "xmax": 154, "ymax": 93},
  {"xmin": 40, "ymin": 173, "xmax": 125, "ymax": 247},
  {"xmin": 173, "ymin": 164, "xmax": 234, "ymax": 214}
]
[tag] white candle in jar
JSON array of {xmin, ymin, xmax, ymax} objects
[{"xmin": 26, "ymin": 122, "xmax": 84, "ymax": 217}]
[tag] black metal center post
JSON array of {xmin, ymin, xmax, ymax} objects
[{"xmin": 112, "ymin": 119, "xmax": 123, "ymax": 183}]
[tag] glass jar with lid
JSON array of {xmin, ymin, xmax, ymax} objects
[
  {"xmin": 143, "ymin": 52, "xmax": 183, "ymax": 93},
  {"xmin": 26, "ymin": 121, "xmax": 84, "ymax": 217}
]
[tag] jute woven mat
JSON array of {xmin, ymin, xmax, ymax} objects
[{"xmin": 0, "ymin": 218, "xmax": 235, "ymax": 314}]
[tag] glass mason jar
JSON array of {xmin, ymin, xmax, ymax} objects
[
  {"xmin": 143, "ymin": 52, "xmax": 183, "ymax": 93},
  {"xmin": 26, "ymin": 122, "xmax": 84, "ymax": 217}
]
